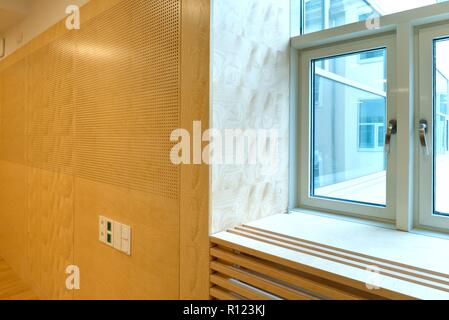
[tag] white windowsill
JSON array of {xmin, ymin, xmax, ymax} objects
[{"xmin": 261, "ymin": 211, "xmax": 449, "ymax": 276}]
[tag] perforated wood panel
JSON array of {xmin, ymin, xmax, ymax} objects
[
  {"xmin": 74, "ymin": 0, "xmax": 180, "ymax": 200},
  {"xmin": 27, "ymin": 35, "xmax": 75, "ymax": 175},
  {"xmin": 0, "ymin": 61, "xmax": 27, "ymax": 165}
]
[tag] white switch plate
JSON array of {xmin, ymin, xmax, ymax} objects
[{"xmin": 99, "ymin": 215, "xmax": 132, "ymax": 256}]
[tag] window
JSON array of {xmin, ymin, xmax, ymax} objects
[
  {"xmin": 302, "ymin": 0, "xmax": 376, "ymax": 35},
  {"xmin": 299, "ymin": 36, "xmax": 395, "ymax": 220},
  {"xmin": 295, "ymin": 1, "xmax": 449, "ymax": 231},
  {"xmin": 310, "ymin": 49, "xmax": 387, "ymax": 207},
  {"xmin": 418, "ymin": 25, "xmax": 449, "ymax": 229},
  {"xmin": 297, "ymin": 0, "xmax": 449, "ymax": 36}
]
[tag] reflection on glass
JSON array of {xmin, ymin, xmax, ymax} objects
[
  {"xmin": 302, "ymin": 0, "xmax": 448, "ymax": 35},
  {"xmin": 434, "ymin": 38, "xmax": 449, "ymax": 215},
  {"xmin": 311, "ymin": 48, "xmax": 387, "ymax": 206}
]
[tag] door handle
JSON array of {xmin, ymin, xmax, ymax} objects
[
  {"xmin": 419, "ymin": 119, "xmax": 430, "ymax": 156},
  {"xmin": 385, "ymin": 119, "xmax": 397, "ymax": 154}
]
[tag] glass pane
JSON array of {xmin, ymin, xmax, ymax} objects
[
  {"xmin": 311, "ymin": 48, "xmax": 387, "ymax": 206},
  {"xmin": 359, "ymin": 125, "xmax": 375, "ymax": 148},
  {"xmin": 434, "ymin": 38, "xmax": 449, "ymax": 215},
  {"xmin": 378, "ymin": 125, "xmax": 385, "ymax": 147},
  {"xmin": 299, "ymin": 0, "xmax": 448, "ymax": 35}
]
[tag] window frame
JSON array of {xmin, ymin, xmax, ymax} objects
[
  {"xmin": 298, "ymin": 34, "xmax": 397, "ymax": 221},
  {"xmin": 417, "ymin": 23, "xmax": 449, "ymax": 230},
  {"xmin": 291, "ymin": 1, "xmax": 449, "ymax": 233}
]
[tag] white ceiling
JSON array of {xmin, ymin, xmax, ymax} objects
[{"xmin": 0, "ymin": 0, "xmax": 30, "ymax": 34}]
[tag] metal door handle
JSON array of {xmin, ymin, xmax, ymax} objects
[
  {"xmin": 385, "ymin": 119, "xmax": 397, "ymax": 154},
  {"xmin": 419, "ymin": 120, "xmax": 430, "ymax": 156}
]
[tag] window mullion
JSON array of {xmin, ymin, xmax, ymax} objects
[{"xmin": 395, "ymin": 22, "xmax": 415, "ymax": 231}]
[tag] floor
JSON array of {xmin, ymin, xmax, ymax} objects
[{"xmin": 0, "ymin": 258, "xmax": 37, "ymax": 300}]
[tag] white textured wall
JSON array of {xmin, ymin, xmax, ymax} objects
[{"xmin": 211, "ymin": 0, "xmax": 291, "ymax": 233}]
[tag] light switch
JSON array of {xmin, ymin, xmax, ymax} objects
[
  {"xmin": 121, "ymin": 225, "xmax": 131, "ymax": 256},
  {"xmin": 99, "ymin": 216, "xmax": 106, "ymax": 243},
  {"xmin": 122, "ymin": 225, "xmax": 130, "ymax": 240},
  {"xmin": 113, "ymin": 221, "xmax": 122, "ymax": 250}
]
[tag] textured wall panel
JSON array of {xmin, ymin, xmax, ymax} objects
[
  {"xmin": 74, "ymin": 0, "xmax": 180, "ymax": 200},
  {"xmin": 27, "ymin": 35, "xmax": 75, "ymax": 175},
  {"xmin": 211, "ymin": 0, "xmax": 290, "ymax": 233},
  {"xmin": 0, "ymin": 61, "xmax": 27, "ymax": 165}
]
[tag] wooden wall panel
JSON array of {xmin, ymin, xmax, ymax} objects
[
  {"xmin": 0, "ymin": 0, "xmax": 210, "ymax": 300},
  {"xmin": 74, "ymin": 178, "xmax": 179, "ymax": 299},
  {"xmin": 0, "ymin": 161, "xmax": 27, "ymax": 280},
  {"xmin": 0, "ymin": 61, "xmax": 27, "ymax": 165},
  {"xmin": 27, "ymin": 35, "xmax": 75, "ymax": 175},
  {"xmin": 0, "ymin": 60, "xmax": 28, "ymax": 281},
  {"xmin": 72, "ymin": 0, "xmax": 181, "ymax": 299},
  {"xmin": 74, "ymin": 0, "xmax": 180, "ymax": 200},
  {"xmin": 23, "ymin": 33, "xmax": 76, "ymax": 299},
  {"xmin": 27, "ymin": 167, "xmax": 74, "ymax": 300},
  {"xmin": 180, "ymin": 0, "xmax": 211, "ymax": 299}
]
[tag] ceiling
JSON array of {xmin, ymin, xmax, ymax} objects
[{"xmin": 0, "ymin": 0, "xmax": 30, "ymax": 34}]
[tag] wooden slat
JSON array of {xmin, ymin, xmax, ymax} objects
[
  {"xmin": 211, "ymin": 236, "xmax": 409, "ymax": 300},
  {"xmin": 211, "ymin": 261, "xmax": 316, "ymax": 300},
  {"xmin": 226, "ymin": 228, "xmax": 449, "ymax": 295},
  {"xmin": 236, "ymin": 225, "xmax": 449, "ymax": 287},
  {"xmin": 210, "ymin": 274, "xmax": 276, "ymax": 300},
  {"xmin": 241, "ymin": 224, "xmax": 449, "ymax": 280},
  {"xmin": 210, "ymin": 286, "xmax": 241, "ymax": 300},
  {"xmin": 211, "ymin": 247, "xmax": 364, "ymax": 300}
]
